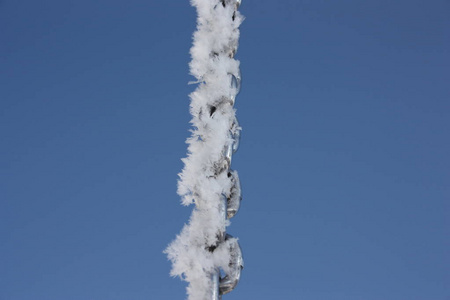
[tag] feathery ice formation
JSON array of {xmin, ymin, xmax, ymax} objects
[{"xmin": 165, "ymin": 1, "xmax": 244, "ymax": 299}]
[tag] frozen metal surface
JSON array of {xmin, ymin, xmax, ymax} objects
[
  {"xmin": 226, "ymin": 170, "xmax": 241, "ymax": 219},
  {"xmin": 211, "ymin": 270, "xmax": 221, "ymax": 300},
  {"xmin": 219, "ymin": 235, "xmax": 244, "ymax": 295},
  {"xmin": 231, "ymin": 117, "xmax": 241, "ymax": 153}
]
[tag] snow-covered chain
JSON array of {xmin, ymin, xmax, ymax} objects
[{"xmin": 165, "ymin": 0, "xmax": 244, "ymax": 299}]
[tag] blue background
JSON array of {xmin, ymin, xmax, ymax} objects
[{"xmin": 1, "ymin": 1, "xmax": 449, "ymax": 299}]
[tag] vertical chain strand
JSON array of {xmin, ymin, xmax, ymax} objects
[
  {"xmin": 211, "ymin": 1, "xmax": 243, "ymax": 298},
  {"xmin": 166, "ymin": 1, "xmax": 244, "ymax": 299}
]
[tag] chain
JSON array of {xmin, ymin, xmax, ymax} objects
[
  {"xmin": 209, "ymin": 1, "xmax": 243, "ymax": 299},
  {"xmin": 166, "ymin": 1, "xmax": 244, "ymax": 299}
]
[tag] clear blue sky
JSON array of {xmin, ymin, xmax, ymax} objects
[{"xmin": 1, "ymin": 1, "xmax": 449, "ymax": 299}]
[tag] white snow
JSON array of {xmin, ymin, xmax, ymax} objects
[{"xmin": 165, "ymin": 1, "xmax": 244, "ymax": 299}]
